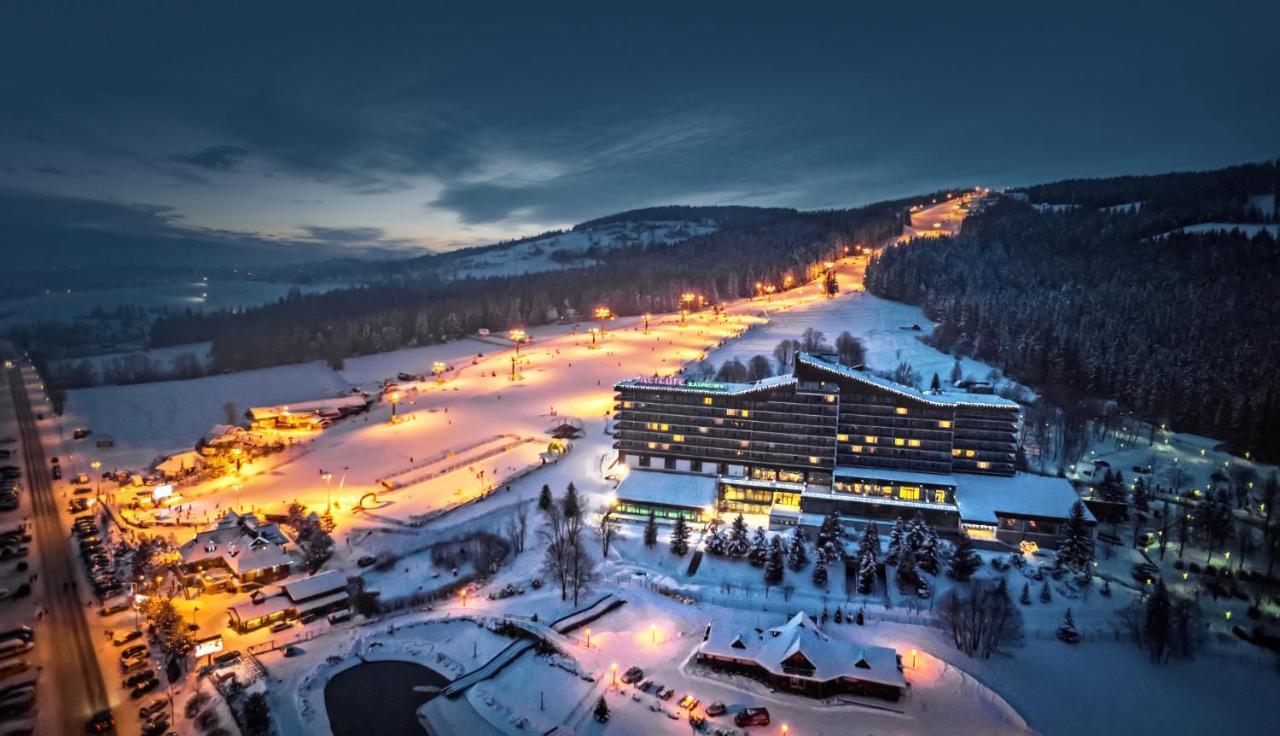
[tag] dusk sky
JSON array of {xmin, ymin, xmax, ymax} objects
[{"xmin": 3, "ymin": 1, "xmax": 1277, "ymax": 254}]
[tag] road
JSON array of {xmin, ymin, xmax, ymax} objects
[{"xmin": 7, "ymin": 364, "xmax": 111, "ymax": 733}]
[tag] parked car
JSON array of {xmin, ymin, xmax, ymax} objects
[
  {"xmin": 283, "ymin": 645, "xmax": 304, "ymax": 658},
  {"xmin": 85, "ymin": 709, "xmax": 115, "ymax": 734},
  {"xmin": 73, "ymin": 428, "xmax": 92, "ymax": 440},
  {"xmin": 735, "ymin": 707, "xmax": 771, "ymax": 727},
  {"xmin": 120, "ymin": 644, "xmax": 148, "ymax": 661},
  {"xmin": 705, "ymin": 701, "xmax": 726, "ymax": 717},
  {"xmin": 120, "ymin": 657, "xmax": 150, "ymax": 675},
  {"xmin": 0, "ymin": 627, "xmax": 33, "ymax": 644},
  {"xmin": 100, "ymin": 601, "xmax": 131, "ymax": 617},
  {"xmin": 122, "ymin": 670, "xmax": 155, "ymax": 689},
  {"xmin": 130, "ymin": 676, "xmax": 160, "ymax": 699},
  {"xmin": 678, "ymin": 694, "xmax": 700, "ymax": 710},
  {"xmin": 50, "ymin": 467, "xmax": 62, "ymax": 481},
  {"xmin": 621, "ymin": 666, "xmax": 644, "ymax": 684},
  {"xmin": 138, "ymin": 697, "xmax": 167, "ymax": 720},
  {"xmin": 269, "ymin": 620, "xmax": 293, "ymax": 634},
  {"xmin": 112, "ymin": 630, "xmax": 142, "ymax": 647}
]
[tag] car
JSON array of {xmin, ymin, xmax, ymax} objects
[
  {"xmin": 9, "ymin": 584, "xmax": 30, "ymax": 600},
  {"xmin": 678, "ymin": 694, "xmax": 700, "ymax": 710},
  {"xmin": 140, "ymin": 715, "xmax": 170, "ymax": 736},
  {"xmin": 122, "ymin": 670, "xmax": 155, "ymax": 688},
  {"xmin": 0, "ymin": 627, "xmax": 34, "ymax": 646},
  {"xmin": 705, "ymin": 701, "xmax": 726, "ymax": 717},
  {"xmin": 269, "ymin": 620, "xmax": 294, "ymax": 634},
  {"xmin": 735, "ymin": 707, "xmax": 771, "ymax": 727},
  {"xmin": 73, "ymin": 428, "xmax": 92, "ymax": 440},
  {"xmin": 68, "ymin": 499, "xmax": 91, "ymax": 513},
  {"xmin": 50, "ymin": 467, "xmax": 62, "ymax": 480},
  {"xmin": 621, "ymin": 666, "xmax": 644, "ymax": 684},
  {"xmin": 356, "ymin": 555, "xmax": 377, "ymax": 568},
  {"xmin": 112, "ymin": 629, "xmax": 142, "ymax": 647},
  {"xmin": 138, "ymin": 697, "xmax": 167, "ymax": 720},
  {"xmin": 283, "ymin": 645, "xmax": 305, "ymax": 657},
  {"xmin": 327, "ymin": 610, "xmax": 352, "ymax": 625},
  {"xmin": 130, "ymin": 676, "xmax": 160, "ymax": 699},
  {"xmin": 657, "ymin": 686, "xmax": 675, "ymax": 701},
  {"xmin": 74, "ymin": 472, "xmax": 90, "ymax": 484},
  {"xmin": 85, "ymin": 708, "xmax": 115, "ymax": 734},
  {"xmin": 73, "ymin": 486, "xmax": 93, "ymax": 495},
  {"xmin": 120, "ymin": 644, "xmax": 148, "ymax": 661},
  {"xmin": 120, "ymin": 657, "xmax": 150, "ymax": 675},
  {"xmin": 100, "ymin": 601, "xmax": 131, "ymax": 617},
  {"xmin": 212, "ymin": 650, "xmax": 241, "ymax": 667}
]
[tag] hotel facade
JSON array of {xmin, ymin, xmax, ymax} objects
[{"xmin": 612, "ymin": 353, "xmax": 1090, "ymax": 547}]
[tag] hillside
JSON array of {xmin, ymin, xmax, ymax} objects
[{"xmin": 867, "ymin": 160, "xmax": 1280, "ymax": 461}]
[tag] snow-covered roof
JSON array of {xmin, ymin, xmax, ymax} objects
[
  {"xmin": 284, "ymin": 570, "xmax": 347, "ymax": 602},
  {"xmin": 616, "ymin": 469, "xmax": 717, "ymax": 509},
  {"xmin": 295, "ymin": 590, "xmax": 350, "ymax": 615},
  {"xmin": 700, "ymin": 612, "xmax": 904, "ymax": 689},
  {"xmin": 797, "ymin": 353, "xmax": 1019, "ymax": 408},
  {"xmin": 835, "ymin": 466, "xmax": 959, "ymax": 488},
  {"xmin": 155, "ymin": 449, "xmax": 204, "ymax": 474},
  {"xmin": 227, "ymin": 594, "xmax": 294, "ymax": 620},
  {"xmin": 955, "ymin": 473, "xmax": 1092, "ymax": 524},
  {"xmin": 179, "ymin": 515, "xmax": 293, "ymax": 575},
  {"xmin": 614, "ymin": 374, "xmax": 799, "ymax": 397},
  {"xmin": 247, "ymin": 394, "xmax": 371, "ymax": 420}
]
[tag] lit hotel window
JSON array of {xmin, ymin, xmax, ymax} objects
[
  {"xmin": 935, "ymin": 490, "xmax": 948, "ymax": 503},
  {"xmin": 851, "ymin": 445, "xmax": 863, "ymax": 453},
  {"xmin": 809, "ymin": 456, "xmax": 820, "ymax": 464},
  {"xmin": 698, "ymin": 427, "xmax": 708, "ymax": 434},
  {"xmin": 703, "ymin": 397, "xmax": 713, "ymax": 405},
  {"xmin": 741, "ymin": 410, "xmax": 750, "ymax": 417},
  {"xmin": 977, "ymin": 461, "xmax": 991, "ymax": 470},
  {"xmin": 894, "ymin": 438, "xmax": 905, "ymax": 447},
  {"xmin": 660, "ymin": 423, "xmax": 669, "ymax": 431},
  {"xmin": 726, "ymin": 409, "xmax": 738, "ymax": 416},
  {"xmin": 895, "ymin": 407, "xmax": 908, "ymax": 415},
  {"xmin": 739, "ymin": 440, "xmax": 750, "ymax": 448},
  {"xmin": 965, "ymin": 450, "xmax": 976, "ymax": 458},
  {"xmin": 865, "ymin": 436, "xmax": 877, "ymax": 444},
  {"xmin": 623, "ymin": 401, "xmax": 634, "ymax": 409},
  {"xmin": 899, "ymin": 486, "xmax": 920, "ymax": 501},
  {"xmin": 939, "ymin": 420, "xmax": 952, "ymax": 428},
  {"xmin": 672, "ymin": 434, "xmax": 684, "ymax": 442},
  {"xmin": 824, "ymin": 395, "xmax": 835, "ymax": 403},
  {"xmin": 647, "ymin": 442, "xmax": 657, "ymax": 449},
  {"xmin": 952, "ymin": 448, "xmax": 962, "ymax": 456},
  {"xmin": 837, "ymin": 433, "xmax": 849, "ymax": 442},
  {"xmin": 908, "ymin": 439, "xmax": 921, "ymax": 448}
]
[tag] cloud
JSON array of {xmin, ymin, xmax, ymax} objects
[
  {"xmin": 170, "ymin": 145, "xmax": 249, "ymax": 171},
  {"xmin": 297, "ymin": 225, "xmax": 418, "ymax": 250}
]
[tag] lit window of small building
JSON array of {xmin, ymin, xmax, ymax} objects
[
  {"xmin": 899, "ymin": 486, "xmax": 921, "ymax": 501},
  {"xmin": 934, "ymin": 490, "xmax": 948, "ymax": 503}
]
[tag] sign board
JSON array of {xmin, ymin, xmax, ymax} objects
[
  {"xmin": 630, "ymin": 375, "xmax": 730, "ymax": 391},
  {"xmin": 152, "ymin": 484, "xmax": 174, "ymax": 501},
  {"xmin": 195, "ymin": 635, "xmax": 224, "ymax": 658}
]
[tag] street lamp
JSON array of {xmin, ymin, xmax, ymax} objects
[
  {"xmin": 910, "ymin": 649, "xmax": 918, "ymax": 668},
  {"xmin": 650, "ymin": 623, "xmax": 656, "ymax": 643},
  {"xmin": 642, "ymin": 314, "xmax": 650, "ymax": 334},
  {"xmin": 509, "ymin": 329, "xmax": 526, "ymax": 356},
  {"xmin": 321, "ymin": 470, "xmax": 334, "ymax": 511},
  {"xmin": 432, "ymin": 361, "xmax": 445, "ymax": 384},
  {"xmin": 610, "ymin": 663, "xmax": 618, "ymax": 687},
  {"xmin": 589, "ymin": 327, "xmax": 600, "ymax": 350},
  {"xmin": 387, "ymin": 390, "xmax": 402, "ymax": 421},
  {"xmin": 90, "ymin": 459, "xmax": 102, "ymax": 500},
  {"xmin": 593, "ymin": 306, "xmax": 612, "ymax": 335},
  {"xmin": 584, "ymin": 628, "xmax": 591, "ymax": 648}
]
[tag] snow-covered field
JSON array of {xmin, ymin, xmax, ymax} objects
[{"xmin": 437, "ymin": 220, "xmax": 716, "ymax": 280}]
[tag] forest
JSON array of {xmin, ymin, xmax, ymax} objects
[
  {"xmin": 866, "ymin": 162, "xmax": 1280, "ymax": 461},
  {"xmin": 142, "ymin": 199, "xmax": 913, "ymax": 373}
]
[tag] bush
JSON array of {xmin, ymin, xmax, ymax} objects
[
  {"xmin": 1221, "ymin": 569, "xmax": 1233, "ymax": 580},
  {"xmin": 1204, "ymin": 565, "xmax": 1217, "ymax": 577},
  {"xmin": 197, "ymin": 709, "xmax": 221, "ymax": 732},
  {"xmin": 1188, "ymin": 562, "xmax": 1201, "ymax": 573},
  {"xmin": 1173, "ymin": 560, "xmax": 1184, "ymax": 570}
]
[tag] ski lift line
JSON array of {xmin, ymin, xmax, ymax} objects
[{"xmin": 376, "ymin": 433, "xmax": 517, "ymax": 483}]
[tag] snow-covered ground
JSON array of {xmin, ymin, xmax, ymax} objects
[
  {"xmin": 1154, "ymin": 223, "xmax": 1280, "ymax": 239},
  {"xmin": 437, "ymin": 220, "xmax": 716, "ymax": 280}
]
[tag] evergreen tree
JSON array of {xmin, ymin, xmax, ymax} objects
[
  {"xmin": 812, "ymin": 554, "xmax": 828, "ymax": 588},
  {"xmin": 787, "ymin": 529, "xmax": 809, "ymax": 571},
  {"xmin": 885, "ymin": 517, "xmax": 907, "ymax": 563},
  {"xmin": 905, "ymin": 512, "xmax": 928, "ymax": 552},
  {"xmin": 670, "ymin": 516, "xmax": 690, "ymax": 557},
  {"xmin": 1199, "ymin": 489, "xmax": 1235, "ymax": 562},
  {"xmin": 1039, "ymin": 579, "xmax": 1052, "ymax": 603},
  {"xmin": 765, "ymin": 536, "xmax": 785, "ymax": 584},
  {"xmin": 643, "ymin": 511, "xmax": 658, "ymax": 548},
  {"xmin": 704, "ymin": 526, "xmax": 726, "ymax": 556},
  {"xmin": 748, "ymin": 527, "xmax": 769, "ymax": 567},
  {"xmin": 1020, "ymin": 581, "xmax": 1031, "ymax": 605},
  {"xmin": 916, "ymin": 524, "xmax": 941, "ymax": 575},
  {"xmin": 816, "ymin": 510, "xmax": 843, "ymax": 555},
  {"xmin": 858, "ymin": 522, "xmax": 882, "ymax": 560},
  {"xmin": 947, "ymin": 534, "xmax": 981, "ymax": 581},
  {"xmin": 949, "ymin": 359, "xmax": 963, "ymax": 385},
  {"xmin": 930, "ymin": 372, "xmax": 942, "ymax": 392},
  {"xmin": 593, "ymin": 696, "xmax": 610, "ymax": 723},
  {"xmin": 895, "ymin": 549, "xmax": 920, "ymax": 592},
  {"xmin": 1132, "ymin": 477, "xmax": 1151, "ymax": 512},
  {"xmin": 1058, "ymin": 608, "xmax": 1078, "ymax": 639},
  {"xmin": 1143, "ymin": 578, "xmax": 1172, "ymax": 663},
  {"xmin": 726, "ymin": 514, "xmax": 750, "ymax": 558},
  {"xmin": 562, "ymin": 483, "xmax": 580, "ymax": 518},
  {"xmin": 1057, "ymin": 501, "xmax": 1094, "ymax": 571},
  {"xmin": 538, "ymin": 484, "xmax": 553, "ymax": 511},
  {"xmin": 857, "ymin": 550, "xmax": 877, "ymax": 594}
]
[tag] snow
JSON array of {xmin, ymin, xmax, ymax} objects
[
  {"xmin": 614, "ymin": 469, "xmax": 717, "ymax": 509},
  {"xmin": 437, "ymin": 220, "xmax": 716, "ymax": 280},
  {"xmin": 1030, "ymin": 203, "xmax": 1080, "ymax": 213},
  {"xmin": 284, "ymin": 570, "xmax": 347, "ymax": 601},
  {"xmin": 1101, "ymin": 201, "xmax": 1143, "ymax": 213},
  {"xmin": 1154, "ymin": 222, "xmax": 1280, "ymax": 239},
  {"xmin": 799, "ymin": 353, "xmax": 1019, "ymax": 408},
  {"xmin": 952, "ymin": 472, "xmax": 1090, "ymax": 525},
  {"xmin": 1246, "ymin": 192, "xmax": 1276, "ymax": 218}
]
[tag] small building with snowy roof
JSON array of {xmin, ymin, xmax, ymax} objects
[
  {"xmin": 697, "ymin": 612, "xmax": 905, "ymax": 700},
  {"xmin": 179, "ymin": 510, "xmax": 294, "ymax": 591},
  {"xmin": 613, "ymin": 468, "xmax": 717, "ymax": 522}
]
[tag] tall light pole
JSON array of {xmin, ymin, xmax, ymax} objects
[
  {"xmin": 589, "ymin": 327, "xmax": 600, "ymax": 350},
  {"xmin": 432, "ymin": 361, "xmax": 445, "ymax": 384},
  {"xmin": 642, "ymin": 314, "xmax": 650, "ymax": 334},
  {"xmin": 593, "ymin": 306, "xmax": 612, "ymax": 336},
  {"xmin": 387, "ymin": 390, "xmax": 402, "ymax": 422},
  {"xmin": 679, "ymin": 293, "xmax": 696, "ymax": 325},
  {"xmin": 90, "ymin": 459, "xmax": 101, "ymax": 501},
  {"xmin": 321, "ymin": 470, "xmax": 334, "ymax": 512},
  {"xmin": 509, "ymin": 329, "xmax": 526, "ymax": 381}
]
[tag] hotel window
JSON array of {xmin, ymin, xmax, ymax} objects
[
  {"xmin": 824, "ymin": 395, "xmax": 835, "ymax": 403},
  {"xmin": 647, "ymin": 441, "xmax": 657, "ymax": 449},
  {"xmin": 934, "ymin": 490, "xmax": 948, "ymax": 503},
  {"xmin": 893, "ymin": 438, "xmax": 905, "ymax": 447},
  {"xmin": 952, "ymin": 448, "xmax": 962, "ymax": 456},
  {"xmin": 977, "ymin": 461, "xmax": 991, "ymax": 470},
  {"xmin": 672, "ymin": 434, "xmax": 684, "ymax": 442},
  {"xmin": 659, "ymin": 423, "xmax": 669, "ymax": 431},
  {"xmin": 646, "ymin": 422, "xmax": 658, "ymax": 430},
  {"xmin": 837, "ymin": 433, "xmax": 849, "ymax": 442},
  {"xmin": 895, "ymin": 407, "xmax": 908, "ymax": 415},
  {"xmin": 938, "ymin": 420, "xmax": 952, "ymax": 428},
  {"xmin": 660, "ymin": 443, "xmax": 671, "ymax": 451},
  {"xmin": 965, "ymin": 450, "xmax": 976, "ymax": 458},
  {"xmin": 741, "ymin": 410, "xmax": 750, "ymax": 418},
  {"xmin": 698, "ymin": 427, "xmax": 709, "ymax": 434},
  {"xmin": 623, "ymin": 401, "xmax": 634, "ymax": 408},
  {"xmin": 691, "ymin": 460, "xmax": 703, "ymax": 472},
  {"xmin": 664, "ymin": 457, "xmax": 677, "ymax": 470},
  {"xmin": 907, "ymin": 439, "xmax": 921, "ymax": 448},
  {"xmin": 808, "ymin": 456, "xmax": 820, "ymax": 464},
  {"xmin": 865, "ymin": 436, "xmax": 877, "ymax": 444},
  {"xmin": 899, "ymin": 486, "xmax": 921, "ymax": 501},
  {"xmin": 726, "ymin": 409, "xmax": 738, "ymax": 417},
  {"xmin": 703, "ymin": 397, "xmax": 713, "ymax": 405},
  {"xmin": 851, "ymin": 445, "xmax": 863, "ymax": 453},
  {"xmin": 638, "ymin": 455, "xmax": 651, "ymax": 468},
  {"xmin": 739, "ymin": 440, "xmax": 750, "ymax": 448}
]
